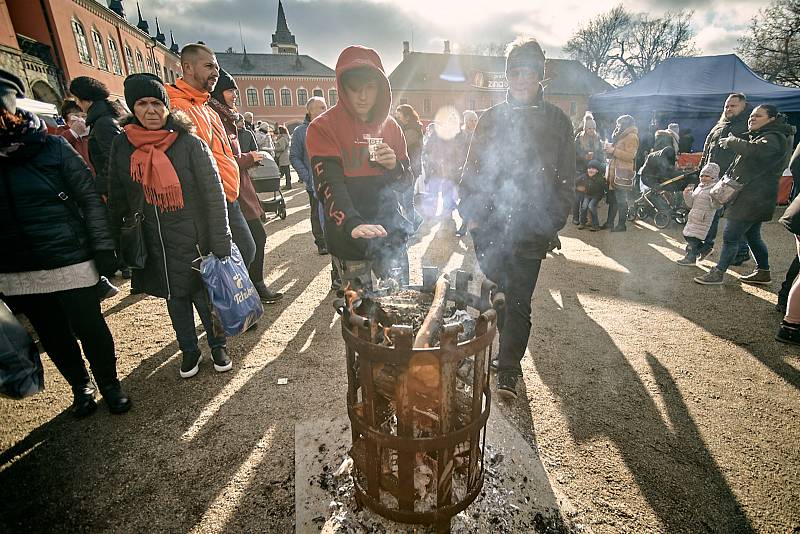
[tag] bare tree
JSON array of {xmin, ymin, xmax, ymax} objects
[
  {"xmin": 564, "ymin": 6, "xmax": 698, "ymax": 84},
  {"xmin": 737, "ymin": 0, "xmax": 800, "ymax": 87},
  {"xmin": 564, "ymin": 5, "xmax": 630, "ymax": 79}
]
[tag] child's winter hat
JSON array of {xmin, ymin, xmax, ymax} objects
[
  {"xmin": 587, "ymin": 159, "xmax": 603, "ymax": 171},
  {"xmin": 583, "ymin": 112, "xmax": 596, "ymax": 130},
  {"xmin": 700, "ymin": 162, "xmax": 720, "ymax": 180}
]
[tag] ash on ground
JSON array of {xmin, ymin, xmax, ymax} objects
[{"xmin": 310, "ymin": 441, "xmax": 576, "ymax": 534}]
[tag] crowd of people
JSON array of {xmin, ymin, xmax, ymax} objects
[{"xmin": 1, "ymin": 33, "xmax": 798, "ymax": 416}]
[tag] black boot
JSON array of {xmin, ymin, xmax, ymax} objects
[
  {"xmin": 254, "ymin": 281, "xmax": 283, "ymax": 304},
  {"xmin": 71, "ymin": 382, "xmax": 97, "ymax": 418},
  {"xmin": 99, "ymin": 382, "xmax": 132, "ymax": 414}
]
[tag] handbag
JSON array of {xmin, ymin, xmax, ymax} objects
[
  {"xmin": 709, "ymin": 175, "xmax": 744, "ymax": 205},
  {"xmin": 0, "ymin": 301, "xmax": 44, "ymax": 399},
  {"xmin": 613, "ymin": 167, "xmax": 636, "ymax": 190},
  {"xmin": 119, "ymin": 194, "xmax": 147, "ymax": 270}
]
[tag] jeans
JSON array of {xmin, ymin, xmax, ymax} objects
[
  {"xmin": 227, "ymin": 200, "xmax": 256, "ymax": 268},
  {"xmin": 704, "ymin": 209, "xmax": 750, "ymax": 259},
  {"xmin": 246, "ymin": 218, "xmax": 267, "ymax": 285},
  {"xmin": 580, "ymin": 197, "xmax": 599, "ymax": 226},
  {"xmin": 166, "ymin": 289, "xmax": 226, "ymax": 353},
  {"xmin": 684, "ymin": 236, "xmax": 704, "ymax": 260},
  {"xmin": 308, "ymin": 191, "xmax": 325, "ymax": 247},
  {"xmin": 424, "ymin": 176, "xmax": 457, "ymax": 217},
  {"xmin": 614, "ymin": 188, "xmax": 631, "ymax": 224},
  {"xmin": 3, "ymin": 285, "xmax": 119, "ymax": 390},
  {"xmin": 716, "ymin": 220, "xmax": 769, "ymax": 272}
]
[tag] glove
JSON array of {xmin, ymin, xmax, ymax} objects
[{"xmin": 94, "ymin": 250, "xmax": 118, "ymax": 277}]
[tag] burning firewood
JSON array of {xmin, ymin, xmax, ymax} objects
[{"xmin": 413, "ymin": 274, "xmax": 451, "ymax": 348}]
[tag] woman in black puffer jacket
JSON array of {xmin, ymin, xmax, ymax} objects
[
  {"xmin": 108, "ymin": 74, "xmax": 233, "ymax": 379},
  {"xmin": 0, "ymin": 69, "xmax": 130, "ymax": 417}
]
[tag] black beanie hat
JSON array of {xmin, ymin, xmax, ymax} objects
[
  {"xmin": 0, "ymin": 69, "xmax": 25, "ymax": 111},
  {"xmin": 123, "ymin": 73, "xmax": 169, "ymax": 111},
  {"xmin": 210, "ymin": 68, "xmax": 237, "ymax": 103},
  {"xmin": 506, "ymin": 40, "xmax": 546, "ymax": 79},
  {"xmin": 587, "ymin": 159, "xmax": 603, "ymax": 171},
  {"xmin": 69, "ymin": 76, "xmax": 111, "ymax": 101}
]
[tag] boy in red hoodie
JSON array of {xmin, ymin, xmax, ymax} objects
[{"xmin": 307, "ymin": 46, "xmax": 413, "ymax": 288}]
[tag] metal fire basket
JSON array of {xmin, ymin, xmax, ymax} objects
[{"xmin": 334, "ymin": 268, "xmax": 504, "ymax": 532}]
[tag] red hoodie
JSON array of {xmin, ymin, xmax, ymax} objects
[{"xmin": 306, "ymin": 45, "xmax": 411, "ymax": 260}]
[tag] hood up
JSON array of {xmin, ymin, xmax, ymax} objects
[{"xmin": 334, "ymin": 45, "xmax": 391, "ymax": 126}]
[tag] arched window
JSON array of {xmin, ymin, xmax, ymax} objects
[
  {"xmin": 154, "ymin": 59, "xmax": 161, "ymax": 78},
  {"xmin": 135, "ymin": 50, "xmax": 145, "ymax": 73},
  {"xmin": 163, "ymin": 66, "xmax": 169, "ymax": 82},
  {"xmin": 280, "ymin": 88, "xmax": 291, "ymax": 106},
  {"xmin": 145, "ymin": 57, "xmax": 153, "ymax": 73},
  {"xmin": 71, "ymin": 19, "xmax": 92, "ymax": 64},
  {"xmin": 91, "ymin": 29, "xmax": 108, "ymax": 70},
  {"xmin": 264, "ymin": 88, "xmax": 275, "ymax": 106},
  {"xmin": 313, "ymin": 88, "xmax": 323, "ymax": 98},
  {"xmin": 297, "ymin": 88, "xmax": 308, "ymax": 106},
  {"xmin": 124, "ymin": 44, "xmax": 134, "ymax": 73},
  {"xmin": 328, "ymin": 88, "xmax": 337, "ymax": 106},
  {"xmin": 246, "ymin": 88, "xmax": 258, "ymax": 107},
  {"xmin": 107, "ymin": 37, "xmax": 122, "ymax": 75}
]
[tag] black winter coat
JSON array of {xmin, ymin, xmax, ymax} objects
[
  {"xmin": 700, "ymin": 105, "xmax": 752, "ymax": 174},
  {"xmin": 725, "ymin": 117, "xmax": 795, "ymax": 223},
  {"xmin": 108, "ymin": 114, "xmax": 232, "ymax": 299},
  {"xmin": 86, "ymin": 99, "xmax": 124, "ymax": 198},
  {"xmin": 0, "ymin": 135, "xmax": 115, "ymax": 273},
  {"xmin": 459, "ymin": 90, "xmax": 576, "ymax": 259}
]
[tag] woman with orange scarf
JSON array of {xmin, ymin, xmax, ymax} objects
[{"xmin": 108, "ymin": 74, "xmax": 233, "ymax": 379}]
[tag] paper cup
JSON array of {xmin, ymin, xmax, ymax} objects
[{"xmin": 368, "ymin": 137, "xmax": 383, "ymax": 161}]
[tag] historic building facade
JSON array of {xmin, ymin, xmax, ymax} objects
[
  {"xmin": 389, "ymin": 42, "xmax": 613, "ymax": 126},
  {"xmin": 0, "ymin": 0, "xmax": 181, "ymax": 105},
  {"xmin": 216, "ymin": 1, "xmax": 335, "ymax": 131}
]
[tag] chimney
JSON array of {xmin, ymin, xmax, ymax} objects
[
  {"xmin": 403, "ymin": 41, "xmax": 410, "ymax": 59},
  {"xmin": 444, "ymin": 40, "xmax": 450, "ymax": 54}
]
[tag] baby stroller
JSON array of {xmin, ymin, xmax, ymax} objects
[
  {"xmin": 629, "ymin": 170, "xmax": 698, "ymax": 228},
  {"xmin": 248, "ymin": 152, "xmax": 287, "ymax": 219}
]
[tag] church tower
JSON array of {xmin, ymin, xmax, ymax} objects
[{"xmin": 270, "ymin": 1, "xmax": 298, "ymax": 55}]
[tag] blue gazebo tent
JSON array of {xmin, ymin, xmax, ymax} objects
[{"xmin": 588, "ymin": 54, "xmax": 800, "ymax": 151}]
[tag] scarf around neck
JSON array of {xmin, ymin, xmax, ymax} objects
[
  {"xmin": 124, "ymin": 123, "xmax": 183, "ymax": 211},
  {"xmin": 208, "ymin": 97, "xmax": 237, "ymax": 137},
  {"xmin": 0, "ymin": 109, "xmax": 46, "ymax": 157}
]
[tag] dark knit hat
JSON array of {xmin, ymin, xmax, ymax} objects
[
  {"xmin": 69, "ymin": 76, "xmax": 111, "ymax": 101},
  {"xmin": 210, "ymin": 68, "xmax": 237, "ymax": 103},
  {"xmin": 587, "ymin": 159, "xmax": 603, "ymax": 171},
  {"xmin": 506, "ymin": 39, "xmax": 546, "ymax": 78},
  {"xmin": 123, "ymin": 73, "xmax": 169, "ymax": 111},
  {"xmin": 0, "ymin": 69, "xmax": 25, "ymax": 111}
]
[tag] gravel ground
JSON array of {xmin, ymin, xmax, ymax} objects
[{"xmin": 1, "ymin": 188, "xmax": 799, "ymax": 533}]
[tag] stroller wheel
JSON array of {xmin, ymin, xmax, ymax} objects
[
  {"xmin": 627, "ymin": 209, "xmax": 637, "ymax": 222},
  {"xmin": 654, "ymin": 211, "xmax": 670, "ymax": 229},
  {"xmin": 675, "ymin": 215, "xmax": 687, "ymax": 225},
  {"xmin": 636, "ymin": 205, "xmax": 651, "ymax": 220},
  {"xmin": 277, "ymin": 202, "xmax": 287, "ymax": 220}
]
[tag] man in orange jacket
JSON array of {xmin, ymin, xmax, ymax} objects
[{"xmin": 165, "ymin": 43, "xmax": 256, "ymax": 266}]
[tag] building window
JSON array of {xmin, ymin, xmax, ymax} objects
[
  {"xmin": 569, "ymin": 101, "xmax": 578, "ymax": 116},
  {"xmin": 297, "ymin": 88, "xmax": 308, "ymax": 106},
  {"xmin": 246, "ymin": 88, "xmax": 258, "ymax": 107},
  {"xmin": 91, "ymin": 29, "xmax": 108, "ymax": 70},
  {"xmin": 71, "ymin": 19, "xmax": 92, "ymax": 65},
  {"xmin": 469, "ymin": 98, "xmax": 477, "ymax": 110},
  {"xmin": 169, "ymin": 70, "xmax": 175, "ymax": 83},
  {"xmin": 145, "ymin": 57, "xmax": 153, "ymax": 73},
  {"xmin": 313, "ymin": 88, "xmax": 323, "ymax": 98},
  {"xmin": 124, "ymin": 44, "xmax": 134, "ymax": 73},
  {"xmin": 135, "ymin": 50, "xmax": 145, "ymax": 73},
  {"xmin": 423, "ymin": 98, "xmax": 431, "ymax": 114},
  {"xmin": 107, "ymin": 37, "xmax": 122, "ymax": 75},
  {"xmin": 154, "ymin": 59, "xmax": 161, "ymax": 78},
  {"xmin": 280, "ymin": 88, "xmax": 291, "ymax": 106},
  {"xmin": 264, "ymin": 88, "xmax": 275, "ymax": 106},
  {"xmin": 328, "ymin": 88, "xmax": 337, "ymax": 106},
  {"xmin": 163, "ymin": 66, "xmax": 169, "ymax": 82}
]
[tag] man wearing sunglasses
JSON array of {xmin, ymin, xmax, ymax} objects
[{"xmin": 459, "ymin": 37, "xmax": 575, "ymax": 401}]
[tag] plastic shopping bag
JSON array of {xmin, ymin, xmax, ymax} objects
[
  {"xmin": 200, "ymin": 243, "xmax": 264, "ymax": 336},
  {"xmin": 0, "ymin": 300, "xmax": 45, "ymax": 399}
]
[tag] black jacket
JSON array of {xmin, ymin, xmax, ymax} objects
[
  {"xmin": 86, "ymin": 99, "xmax": 125, "ymax": 198},
  {"xmin": 700, "ymin": 105, "xmax": 753, "ymax": 175},
  {"xmin": 459, "ymin": 89, "xmax": 576, "ymax": 259},
  {"xmin": 0, "ymin": 135, "xmax": 115, "ymax": 273},
  {"xmin": 108, "ymin": 114, "xmax": 232, "ymax": 299},
  {"xmin": 725, "ymin": 117, "xmax": 795, "ymax": 223}
]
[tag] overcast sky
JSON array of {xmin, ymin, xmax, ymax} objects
[{"xmin": 127, "ymin": 0, "xmax": 770, "ymax": 72}]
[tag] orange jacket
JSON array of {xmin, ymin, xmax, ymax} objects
[{"xmin": 166, "ymin": 78, "xmax": 240, "ymax": 202}]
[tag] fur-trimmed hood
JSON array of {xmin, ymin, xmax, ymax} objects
[{"xmin": 119, "ymin": 109, "xmax": 196, "ymax": 135}]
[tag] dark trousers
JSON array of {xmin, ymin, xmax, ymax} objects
[
  {"xmin": 246, "ymin": 218, "xmax": 267, "ymax": 285},
  {"xmin": 472, "ymin": 233, "xmax": 542, "ymax": 375},
  {"xmin": 704, "ymin": 209, "xmax": 750, "ymax": 260},
  {"xmin": 685, "ymin": 236, "xmax": 705, "ymax": 260},
  {"xmin": 605, "ymin": 190, "xmax": 618, "ymax": 225},
  {"xmin": 308, "ymin": 191, "xmax": 325, "ymax": 248},
  {"xmin": 279, "ymin": 165, "xmax": 291, "ymax": 187},
  {"xmin": 4, "ymin": 285, "xmax": 118, "ymax": 390},
  {"xmin": 778, "ymin": 255, "xmax": 800, "ymax": 307},
  {"xmin": 716, "ymin": 220, "xmax": 769, "ymax": 272},
  {"xmin": 165, "ymin": 289, "xmax": 226, "ymax": 353},
  {"xmin": 572, "ymin": 192, "xmax": 585, "ymax": 222},
  {"xmin": 227, "ymin": 200, "xmax": 256, "ymax": 268}
]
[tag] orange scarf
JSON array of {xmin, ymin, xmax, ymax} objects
[{"xmin": 124, "ymin": 124, "xmax": 182, "ymax": 211}]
